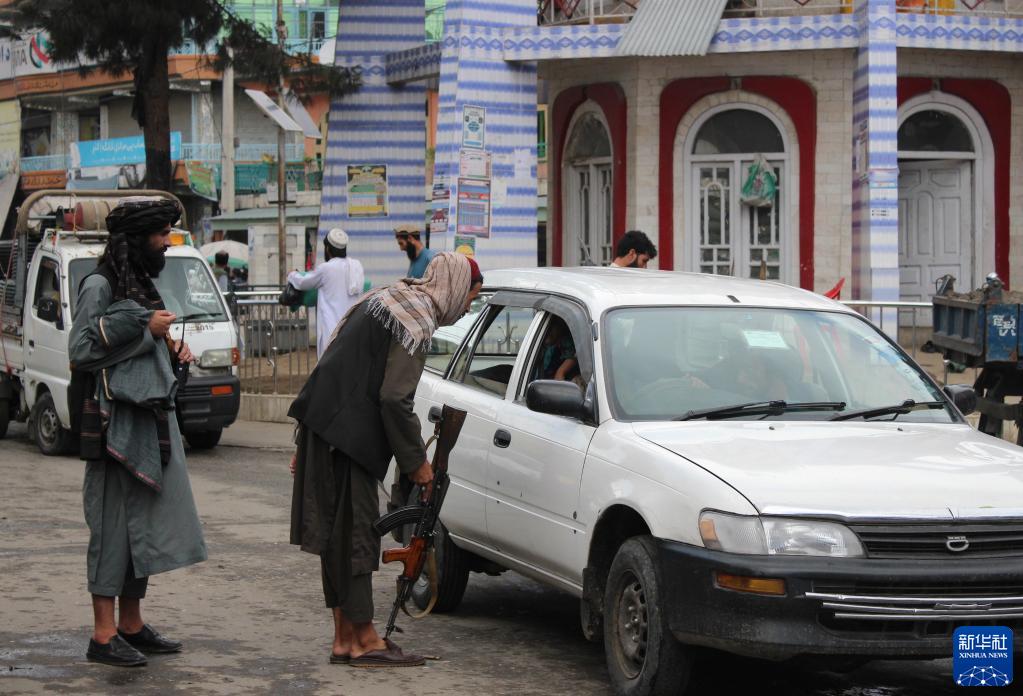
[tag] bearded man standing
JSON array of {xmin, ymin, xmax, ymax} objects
[
  {"xmin": 289, "ymin": 253, "xmax": 483, "ymax": 667},
  {"xmin": 69, "ymin": 197, "xmax": 207, "ymax": 667}
]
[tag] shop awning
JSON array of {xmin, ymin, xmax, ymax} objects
[
  {"xmin": 616, "ymin": 0, "xmax": 729, "ymax": 57},
  {"xmin": 208, "ymin": 205, "xmax": 321, "ymax": 232}
]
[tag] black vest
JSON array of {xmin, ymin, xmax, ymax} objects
[{"xmin": 288, "ymin": 304, "xmax": 394, "ymax": 480}]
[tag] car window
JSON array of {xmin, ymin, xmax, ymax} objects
[
  {"xmin": 454, "ymin": 304, "xmax": 537, "ymax": 397},
  {"xmin": 425, "ymin": 294, "xmax": 489, "ymax": 374},
  {"xmin": 604, "ymin": 306, "xmax": 951, "ymax": 422},
  {"xmin": 69, "ymin": 256, "xmax": 228, "ymax": 321},
  {"xmin": 521, "ymin": 312, "xmax": 585, "ymax": 398},
  {"xmin": 33, "ymin": 256, "xmax": 61, "ymax": 324}
]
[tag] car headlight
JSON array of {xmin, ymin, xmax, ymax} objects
[
  {"xmin": 199, "ymin": 348, "xmax": 240, "ymax": 368},
  {"xmin": 699, "ymin": 511, "xmax": 864, "ymax": 557}
]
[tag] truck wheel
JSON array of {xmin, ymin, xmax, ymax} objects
[
  {"xmin": 185, "ymin": 429, "xmax": 223, "ymax": 450},
  {"xmin": 0, "ymin": 398, "xmax": 9, "ymax": 439},
  {"xmin": 405, "ymin": 487, "xmax": 470, "ymax": 613},
  {"xmin": 29, "ymin": 392, "xmax": 71, "ymax": 456},
  {"xmin": 604, "ymin": 537, "xmax": 691, "ymax": 696}
]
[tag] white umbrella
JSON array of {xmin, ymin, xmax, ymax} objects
[{"xmin": 199, "ymin": 240, "xmax": 248, "ymax": 263}]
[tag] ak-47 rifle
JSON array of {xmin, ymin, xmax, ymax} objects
[{"xmin": 373, "ymin": 404, "xmax": 467, "ymax": 639}]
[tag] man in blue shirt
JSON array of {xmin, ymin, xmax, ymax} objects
[{"xmin": 394, "ymin": 224, "xmax": 436, "ymax": 279}]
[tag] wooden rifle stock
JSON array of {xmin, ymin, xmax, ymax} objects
[{"xmin": 378, "ymin": 404, "xmax": 467, "ymax": 638}]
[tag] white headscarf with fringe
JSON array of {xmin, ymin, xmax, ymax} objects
[{"xmin": 328, "ymin": 252, "xmax": 473, "ymax": 354}]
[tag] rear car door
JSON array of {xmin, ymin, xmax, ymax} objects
[{"xmin": 484, "ymin": 295, "xmax": 597, "ymax": 581}]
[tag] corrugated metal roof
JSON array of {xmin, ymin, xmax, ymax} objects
[{"xmin": 616, "ymin": 0, "xmax": 729, "ymax": 57}]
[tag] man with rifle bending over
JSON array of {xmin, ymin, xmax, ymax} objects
[{"xmin": 288, "ymin": 252, "xmax": 483, "ymax": 667}]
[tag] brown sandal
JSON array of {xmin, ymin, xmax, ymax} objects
[{"xmin": 349, "ymin": 639, "xmax": 425, "ymax": 668}]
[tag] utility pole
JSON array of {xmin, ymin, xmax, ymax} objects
[
  {"xmin": 221, "ymin": 47, "xmax": 235, "ymax": 215},
  {"xmin": 275, "ymin": 0, "xmax": 288, "ymax": 285}
]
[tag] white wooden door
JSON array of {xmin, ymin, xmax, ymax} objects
[
  {"xmin": 690, "ymin": 160, "xmax": 785, "ymax": 281},
  {"xmin": 567, "ymin": 161, "xmax": 612, "ymax": 266},
  {"xmin": 898, "ymin": 160, "xmax": 972, "ymax": 319}
]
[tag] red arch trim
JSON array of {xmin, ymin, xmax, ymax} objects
[
  {"xmin": 658, "ymin": 77, "xmax": 817, "ymax": 289},
  {"xmin": 551, "ymin": 83, "xmax": 628, "ymax": 267},
  {"xmin": 898, "ymin": 77, "xmax": 1011, "ymax": 287}
]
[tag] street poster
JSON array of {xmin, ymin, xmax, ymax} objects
[
  {"xmin": 430, "ymin": 205, "xmax": 449, "ymax": 235},
  {"xmin": 454, "ymin": 235, "xmax": 476, "ymax": 258},
  {"xmin": 462, "ymin": 105, "xmax": 485, "ymax": 149},
  {"xmin": 185, "ymin": 161, "xmax": 218, "ymax": 201},
  {"xmin": 459, "ymin": 149, "xmax": 491, "ymax": 180},
  {"xmin": 456, "ymin": 177, "xmax": 491, "ymax": 238},
  {"xmin": 347, "ymin": 164, "xmax": 388, "ymax": 218}
]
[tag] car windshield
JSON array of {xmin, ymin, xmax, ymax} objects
[
  {"xmin": 603, "ymin": 306, "xmax": 953, "ymax": 423},
  {"xmin": 69, "ymin": 256, "xmax": 228, "ymax": 322}
]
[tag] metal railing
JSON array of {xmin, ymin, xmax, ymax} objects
[
  {"xmin": 538, "ymin": 0, "xmax": 640, "ymax": 25},
  {"xmin": 894, "ymin": 0, "xmax": 1023, "ymax": 18},
  {"xmin": 723, "ymin": 0, "xmax": 852, "ymax": 17},
  {"xmin": 230, "ymin": 289, "xmax": 318, "ymax": 396},
  {"xmin": 21, "ymin": 154, "xmax": 70, "ymax": 172}
]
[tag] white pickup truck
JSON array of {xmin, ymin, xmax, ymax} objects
[
  {"xmin": 0, "ymin": 190, "xmax": 240, "ymax": 454},
  {"xmin": 400, "ymin": 267, "xmax": 1023, "ymax": 696}
]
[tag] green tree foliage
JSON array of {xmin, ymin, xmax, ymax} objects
[{"xmin": 1, "ymin": 0, "xmax": 359, "ymax": 190}]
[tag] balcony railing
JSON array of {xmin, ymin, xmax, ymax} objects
[
  {"xmin": 538, "ymin": 0, "xmax": 640, "ymax": 25},
  {"xmin": 536, "ymin": 0, "xmax": 1023, "ymax": 24},
  {"xmin": 726, "ymin": 0, "xmax": 1023, "ymax": 17},
  {"xmin": 722, "ymin": 0, "xmax": 852, "ymax": 17}
]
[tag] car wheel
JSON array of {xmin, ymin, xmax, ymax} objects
[
  {"xmin": 0, "ymin": 398, "xmax": 9, "ymax": 439},
  {"xmin": 29, "ymin": 392, "xmax": 71, "ymax": 456},
  {"xmin": 405, "ymin": 487, "xmax": 470, "ymax": 614},
  {"xmin": 604, "ymin": 536, "xmax": 691, "ymax": 696},
  {"xmin": 185, "ymin": 428, "xmax": 223, "ymax": 450}
]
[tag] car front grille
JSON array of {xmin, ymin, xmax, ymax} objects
[
  {"xmin": 811, "ymin": 580, "xmax": 1023, "ymax": 635},
  {"xmin": 850, "ymin": 522, "xmax": 1023, "ymax": 559}
]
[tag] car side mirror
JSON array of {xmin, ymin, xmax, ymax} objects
[
  {"xmin": 526, "ymin": 380, "xmax": 586, "ymax": 420},
  {"xmin": 37, "ymin": 296, "xmax": 61, "ymax": 327},
  {"xmin": 944, "ymin": 384, "xmax": 977, "ymax": 416}
]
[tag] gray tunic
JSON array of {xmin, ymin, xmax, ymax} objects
[{"xmin": 70, "ymin": 274, "xmax": 207, "ymax": 596}]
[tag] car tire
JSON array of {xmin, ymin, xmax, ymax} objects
[
  {"xmin": 0, "ymin": 398, "xmax": 9, "ymax": 439},
  {"xmin": 405, "ymin": 488, "xmax": 470, "ymax": 614},
  {"xmin": 29, "ymin": 392, "xmax": 71, "ymax": 456},
  {"xmin": 603, "ymin": 536, "xmax": 692, "ymax": 696},
  {"xmin": 185, "ymin": 428, "xmax": 223, "ymax": 450}
]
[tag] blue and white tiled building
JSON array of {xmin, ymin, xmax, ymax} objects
[{"xmin": 323, "ymin": 0, "xmax": 1023, "ymax": 306}]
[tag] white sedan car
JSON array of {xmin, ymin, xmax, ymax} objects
[{"xmin": 392, "ymin": 267, "xmax": 1023, "ymax": 696}]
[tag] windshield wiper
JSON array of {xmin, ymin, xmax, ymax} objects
[
  {"xmin": 178, "ymin": 312, "xmax": 217, "ymax": 322},
  {"xmin": 675, "ymin": 401, "xmax": 846, "ymax": 421},
  {"xmin": 829, "ymin": 399, "xmax": 945, "ymax": 421}
]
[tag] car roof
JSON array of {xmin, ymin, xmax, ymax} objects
[{"xmin": 482, "ymin": 267, "xmax": 851, "ymax": 316}]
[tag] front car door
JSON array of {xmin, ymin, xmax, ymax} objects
[
  {"xmin": 23, "ymin": 254, "xmax": 72, "ymax": 425},
  {"xmin": 428, "ymin": 301, "xmax": 541, "ymax": 549},
  {"xmin": 484, "ymin": 296, "xmax": 597, "ymax": 584}
]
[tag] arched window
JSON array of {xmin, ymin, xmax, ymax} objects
[
  {"xmin": 692, "ymin": 110, "xmax": 785, "ymax": 155},
  {"xmin": 898, "ymin": 110, "xmax": 974, "ymax": 153},
  {"xmin": 563, "ymin": 108, "xmax": 613, "ymax": 265},
  {"xmin": 685, "ymin": 107, "xmax": 789, "ymax": 282}
]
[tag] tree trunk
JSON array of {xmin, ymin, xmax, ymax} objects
[{"xmin": 141, "ymin": 43, "xmax": 172, "ymax": 191}]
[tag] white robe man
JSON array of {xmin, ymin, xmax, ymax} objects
[{"xmin": 287, "ymin": 228, "xmax": 366, "ymax": 357}]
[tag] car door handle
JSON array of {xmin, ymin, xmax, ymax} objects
[
  {"xmin": 493, "ymin": 429, "xmax": 511, "ymax": 448},
  {"xmin": 428, "ymin": 406, "xmax": 442, "ymax": 423},
  {"xmin": 28, "ymin": 340, "xmax": 34, "ymax": 348}
]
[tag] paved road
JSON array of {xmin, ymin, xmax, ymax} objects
[{"xmin": 0, "ymin": 422, "xmax": 965, "ymax": 695}]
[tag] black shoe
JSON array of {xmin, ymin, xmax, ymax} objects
[
  {"xmin": 86, "ymin": 635, "xmax": 147, "ymax": 667},
  {"xmin": 118, "ymin": 624, "xmax": 183, "ymax": 654}
]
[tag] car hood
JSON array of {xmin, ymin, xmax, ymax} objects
[{"xmin": 633, "ymin": 421, "xmax": 1023, "ymax": 520}]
